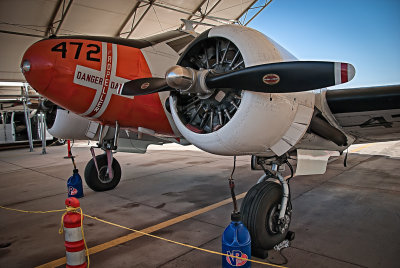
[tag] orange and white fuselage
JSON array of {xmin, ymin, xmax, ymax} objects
[{"xmin": 22, "ymin": 36, "xmax": 179, "ymax": 136}]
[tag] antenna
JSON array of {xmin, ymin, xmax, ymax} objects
[{"xmin": 180, "ymin": 19, "xmax": 219, "ymax": 31}]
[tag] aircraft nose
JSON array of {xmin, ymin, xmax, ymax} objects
[{"xmin": 21, "ymin": 40, "xmax": 56, "ymax": 94}]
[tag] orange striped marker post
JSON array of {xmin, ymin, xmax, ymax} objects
[{"xmin": 63, "ymin": 198, "xmax": 87, "ymax": 268}]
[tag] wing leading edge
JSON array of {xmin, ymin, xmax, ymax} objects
[{"xmin": 326, "ymin": 85, "xmax": 400, "ymax": 143}]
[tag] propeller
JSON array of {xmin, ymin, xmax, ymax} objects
[
  {"xmin": 121, "ymin": 61, "xmax": 355, "ymax": 96},
  {"xmin": 121, "ymin": 77, "xmax": 170, "ymax": 96}
]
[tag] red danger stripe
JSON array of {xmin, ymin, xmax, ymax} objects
[
  {"xmin": 341, "ymin": 63, "xmax": 348, "ymax": 83},
  {"xmin": 87, "ymin": 43, "xmax": 112, "ymax": 117}
]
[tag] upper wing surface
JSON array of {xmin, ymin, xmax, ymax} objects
[{"xmin": 326, "ymin": 85, "xmax": 400, "ymax": 143}]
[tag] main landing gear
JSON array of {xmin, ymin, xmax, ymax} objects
[
  {"xmin": 84, "ymin": 123, "xmax": 122, "ymax": 192},
  {"xmin": 241, "ymin": 155, "xmax": 295, "ymax": 258}
]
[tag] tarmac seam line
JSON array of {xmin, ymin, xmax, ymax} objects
[
  {"xmin": 118, "ymin": 157, "xmax": 238, "ymax": 183},
  {"xmin": 102, "ymin": 190, "xmax": 231, "ymax": 229},
  {"xmin": 325, "ymin": 181, "xmax": 400, "ymax": 193},
  {"xmin": 156, "ymin": 234, "xmax": 222, "ymax": 267},
  {"xmin": 2, "ymin": 192, "xmax": 66, "ymax": 207},
  {"xmin": 290, "ymin": 246, "xmax": 367, "ymax": 268},
  {"xmin": 0, "ymin": 158, "xmax": 68, "ymax": 181},
  {"xmin": 293, "ymin": 154, "xmax": 376, "ymax": 202}
]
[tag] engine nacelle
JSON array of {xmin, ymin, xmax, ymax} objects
[
  {"xmin": 47, "ymin": 108, "xmax": 104, "ymax": 140},
  {"xmin": 170, "ymin": 25, "xmax": 315, "ymax": 156}
]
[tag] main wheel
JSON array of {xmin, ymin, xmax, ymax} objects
[
  {"xmin": 241, "ymin": 181, "xmax": 291, "ymax": 251},
  {"xmin": 84, "ymin": 154, "xmax": 121, "ymax": 191}
]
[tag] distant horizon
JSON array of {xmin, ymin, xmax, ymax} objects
[{"xmin": 248, "ymin": 0, "xmax": 400, "ymax": 89}]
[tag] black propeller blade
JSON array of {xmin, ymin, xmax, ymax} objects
[
  {"xmin": 121, "ymin": 61, "xmax": 355, "ymax": 96},
  {"xmin": 121, "ymin": 77, "xmax": 170, "ymax": 96},
  {"xmin": 205, "ymin": 61, "xmax": 355, "ymax": 93}
]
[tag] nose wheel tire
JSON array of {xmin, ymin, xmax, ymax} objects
[
  {"xmin": 241, "ymin": 181, "xmax": 291, "ymax": 251},
  {"xmin": 84, "ymin": 154, "xmax": 121, "ymax": 191}
]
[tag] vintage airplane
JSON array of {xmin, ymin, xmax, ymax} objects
[{"xmin": 20, "ymin": 24, "xmax": 400, "ymax": 255}]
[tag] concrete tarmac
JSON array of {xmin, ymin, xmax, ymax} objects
[{"xmin": 0, "ymin": 141, "xmax": 399, "ymax": 267}]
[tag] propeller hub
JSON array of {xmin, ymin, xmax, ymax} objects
[
  {"xmin": 165, "ymin": 65, "xmax": 213, "ymax": 96},
  {"xmin": 165, "ymin": 65, "xmax": 193, "ymax": 91}
]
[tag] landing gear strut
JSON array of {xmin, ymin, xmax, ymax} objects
[
  {"xmin": 84, "ymin": 122, "xmax": 122, "ymax": 191},
  {"xmin": 241, "ymin": 155, "xmax": 294, "ymax": 258}
]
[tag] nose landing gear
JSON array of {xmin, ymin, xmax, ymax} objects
[
  {"xmin": 84, "ymin": 153, "xmax": 121, "ymax": 191},
  {"xmin": 84, "ymin": 122, "xmax": 122, "ymax": 191},
  {"xmin": 241, "ymin": 155, "xmax": 295, "ymax": 258}
]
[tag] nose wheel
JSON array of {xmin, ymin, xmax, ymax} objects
[
  {"xmin": 84, "ymin": 154, "xmax": 121, "ymax": 191},
  {"xmin": 84, "ymin": 122, "xmax": 122, "ymax": 191}
]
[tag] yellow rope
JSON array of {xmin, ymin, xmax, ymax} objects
[
  {"xmin": 80, "ymin": 208, "xmax": 90, "ymax": 268},
  {"xmin": 0, "ymin": 205, "xmax": 90, "ymax": 267},
  {"xmin": 58, "ymin": 206, "xmax": 76, "ymax": 234},
  {"xmin": 1, "ymin": 204, "xmax": 287, "ymax": 268},
  {"xmin": 84, "ymin": 214, "xmax": 287, "ymax": 268},
  {"xmin": 0, "ymin": 205, "xmax": 66, "ymax": 214}
]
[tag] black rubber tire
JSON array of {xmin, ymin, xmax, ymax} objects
[
  {"xmin": 241, "ymin": 181, "xmax": 290, "ymax": 250},
  {"xmin": 55, "ymin": 138, "xmax": 66, "ymax": 145},
  {"xmin": 84, "ymin": 154, "xmax": 121, "ymax": 191}
]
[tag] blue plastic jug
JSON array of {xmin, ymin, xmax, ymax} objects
[
  {"xmin": 222, "ymin": 212, "xmax": 251, "ymax": 267},
  {"xmin": 67, "ymin": 169, "xmax": 84, "ymax": 198}
]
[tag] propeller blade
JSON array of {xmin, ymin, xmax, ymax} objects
[
  {"xmin": 206, "ymin": 61, "xmax": 355, "ymax": 93},
  {"xmin": 121, "ymin": 77, "xmax": 169, "ymax": 96}
]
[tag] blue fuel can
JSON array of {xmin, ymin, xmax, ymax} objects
[
  {"xmin": 67, "ymin": 169, "xmax": 84, "ymax": 198},
  {"xmin": 222, "ymin": 212, "xmax": 251, "ymax": 267}
]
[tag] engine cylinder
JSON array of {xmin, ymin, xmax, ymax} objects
[{"xmin": 170, "ymin": 25, "xmax": 315, "ymax": 156}]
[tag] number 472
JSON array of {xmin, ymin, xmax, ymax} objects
[{"xmin": 51, "ymin": 42, "xmax": 100, "ymax": 62}]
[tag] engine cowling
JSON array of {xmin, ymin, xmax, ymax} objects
[
  {"xmin": 47, "ymin": 107, "xmax": 104, "ymax": 140},
  {"xmin": 170, "ymin": 25, "xmax": 315, "ymax": 156}
]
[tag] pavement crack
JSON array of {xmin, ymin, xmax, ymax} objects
[
  {"xmin": 120, "ymin": 159, "xmax": 230, "ymax": 183},
  {"xmin": 2, "ymin": 192, "xmax": 66, "ymax": 207},
  {"xmin": 293, "ymin": 155, "xmax": 376, "ymax": 201},
  {"xmin": 0, "ymin": 159, "xmax": 25, "ymax": 174},
  {"xmin": 156, "ymin": 235, "xmax": 221, "ymax": 268},
  {"xmin": 102, "ymin": 191, "xmax": 229, "ymax": 230},
  {"xmin": 326, "ymin": 181, "xmax": 400, "ymax": 193},
  {"xmin": 0, "ymin": 158, "xmax": 70, "ymax": 181},
  {"xmin": 290, "ymin": 246, "xmax": 367, "ymax": 268}
]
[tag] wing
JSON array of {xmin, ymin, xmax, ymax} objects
[{"xmin": 326, "ymin": 85, "xmax": 400, "ymax": 143}]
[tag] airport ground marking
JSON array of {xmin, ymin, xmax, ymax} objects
[
  {"xmin": 37, "ymin": 191, "xmax": 287, "ymax": 267},
  {"xmin": 36, "ymin": 192, "xmax": 249, "ymax": 268},
  {"xmin": 349, "ymin": 143, "xmax": 375, "ymax": 153}
]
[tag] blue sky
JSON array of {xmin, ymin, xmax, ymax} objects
[{"xmin": 247, "ymin": 0, "xmax": 400, "ymax": 89}]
